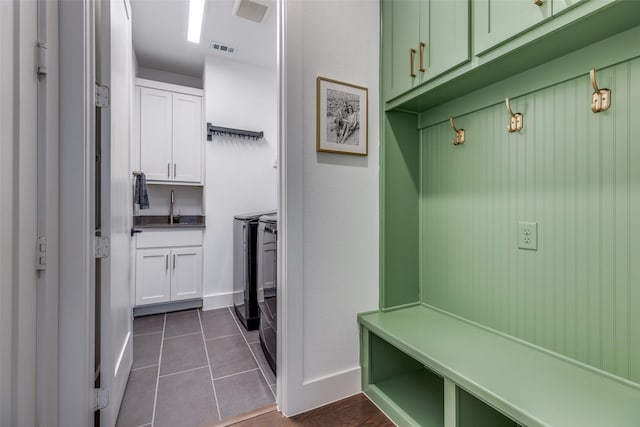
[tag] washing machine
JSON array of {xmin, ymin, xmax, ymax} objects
[
  {"xmin": 233, "ymin": 211, "xmax": 275, "ymax": 330},
  {"xmin": 257, "ymin": 214, "xmax": 277, "ymax": 374}
]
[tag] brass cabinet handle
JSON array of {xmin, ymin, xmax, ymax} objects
[
  {"xmin": 419, "ymin": 42, "xmax": 426, "ymax": 72},
  {"xmin": 534, "ymin": 0, "xmax": 543, "ymax": 5},
  {"xmin": 409, "ymin": 48, "xmax": 416, "ymax": 78}
]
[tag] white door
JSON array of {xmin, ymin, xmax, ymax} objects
[
  {"xmin": 171, "ymin": 247, "xmax": 203, "ymax": 301},
  {"xmin": 97, "ymin": 0, "xmax": 134, "ymax": 425},
  {"xmin": 172, "ymin": 93, "xmax": 203, "ymax": 183},
  {"xmin": 140, "ymin": 87, "xmax": 173, "ymax": 181},
  {"xmin": 136, "ymin": 249, "xmax": 172, "ymax": 306}
]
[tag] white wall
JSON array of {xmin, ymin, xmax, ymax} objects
[
  {"xmin": 138, "ymin": 66, "xmax": 203, "ymax": 88},
  {"xmin": 203, "ymin": 56, "xmax": 278, "ymax": 309},
  {"xmin": 280, "ymin": 0, "xmax": 380, "ymax": 416}
]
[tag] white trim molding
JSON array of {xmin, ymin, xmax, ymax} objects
[{"xmin": 58, "ymin": 0, "xmax": 96, "ymax": 424}]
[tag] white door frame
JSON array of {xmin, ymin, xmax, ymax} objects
[
  {"xmin": 1, "ymin": 0, "xmax": 59, "ymax": 425},
  {"xmin": 58, "ymin": 0, "xmax": 98, "ymax": 425},
  {"xmin": 277, "ymin": 0, "xmax": 306, "ymax": 416},
  {"xmin": 36, "ymin": 0, "xmax": 60, "ymax": 423}
]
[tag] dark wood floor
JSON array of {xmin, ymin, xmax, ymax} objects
[{"xmin": 225, "ymin": 393, "xmax": 393, "ymax": 427}]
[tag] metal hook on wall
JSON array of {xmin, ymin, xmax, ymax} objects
[
  {"xmin": 449, "ymin": 116, "xmax": 465, "ymax": 145},
  {"xmin": 505, "ymin": 98, "xmax": 523, "ymax": 133},
  {"xmin": 590, "ymin": 68, "xmax": 611, "ymax": 113}
]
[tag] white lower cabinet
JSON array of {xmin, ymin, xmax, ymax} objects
[
  {"xmin": 135, "ymin": 229, "xmax": 203, "ymax": 307},
  {"xmin": 136, "ymin": 248, "xmax": 172, "ymax": 306},
  {"xmin": 171, "ymin": 247, "xmax": 203, "ymax": 301}
]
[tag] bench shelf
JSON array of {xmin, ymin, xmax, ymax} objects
[
  {"xmin": 359, "ymin": 304, "xmax": 640, "ymax": 427},
  {"xmin": 367, "ymin": 332, "xmax": 444, "ymax": 426}
]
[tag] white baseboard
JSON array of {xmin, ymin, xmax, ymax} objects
[
  {"xmin": 284, "ymin": 366, "xmax": 362, "ymax": 417},
  {"xmin": 202, "ymin": 291, "xmax": 234, "ymax": 311}
]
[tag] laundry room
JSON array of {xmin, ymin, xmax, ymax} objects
[{"xmin": 119, "ymin": 0, "xmax": 278, "ymax": 425}]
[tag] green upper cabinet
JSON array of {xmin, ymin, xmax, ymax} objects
[
  {"xmin": 382, "ymin": 0, "xmax": 420, "ymax": 101},
  {"xmin": 473, "ymin": 0, "xmax": 553, "ymax": 54},
  {"xmin": 382, "ymin": 0, "xmax": 470, "ymax": 102},
  {"xmin": 420, "ymin": 1, "xmax": 471, "ymax": 83}
]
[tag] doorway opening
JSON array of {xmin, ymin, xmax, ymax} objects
[{"xmin": 112, "ymin": 0, "xmax": 281, "ymax": 425}]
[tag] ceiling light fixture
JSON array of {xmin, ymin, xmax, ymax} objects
[{"xmin": 187, "ymin": 0, "xmax": 205, "ymax": 43}]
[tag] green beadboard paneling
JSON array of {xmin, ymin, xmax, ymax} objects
[
  {"xmin": 420, "ymin": 58, "xmax": 640, "ymax": 384},
  {"xmin": 381, "ymin": 111, "xmax": 421, "ymax": 308}
]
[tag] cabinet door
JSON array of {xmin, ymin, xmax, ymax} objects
[
  {"xmin": 419, "ymin": 0, "xmax": 470, "ymax": 83},
  {"xmin": 172, "ymin": 93, "xmax": 203, "ymax": 183},
  {"xmin": 171, "ymin": 247, "xmax": 203, "ymax": 301},
  {"xmin": 135, "ymin": 249, "xmax": 171, "ymax": 306},
  {"xmin": 139, "ymin": 87, "xmax": 173, "ymax": 181},
  {"xmin": 382, "ymin": 0, "xmax": 420, "ymax": 101},
  {"xmin": 473, "ymin": 0, "xmax": 552, "ymax": 54}
]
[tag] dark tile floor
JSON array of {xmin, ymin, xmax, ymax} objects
[{"xmin": 116, "ymin": 307, "xmax": 276, "ymax": 427}]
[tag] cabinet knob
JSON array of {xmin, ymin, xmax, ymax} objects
[{"xmin": 534, "ymin": 0, "xmax": 543, "ymax": 5}]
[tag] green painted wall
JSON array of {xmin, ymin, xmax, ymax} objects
[{"xmin": 420, "ymin": 58, "xmax": 640, "ymax": 383}]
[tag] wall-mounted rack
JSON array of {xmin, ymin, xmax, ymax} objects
[{"xmin": 207, "ymin": 123, "xmax": 264, "ymax": 141}]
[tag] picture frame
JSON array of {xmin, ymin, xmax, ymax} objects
[{"xmin": 316, "ymin": 77, "xmax": 368, "ymax": 156}]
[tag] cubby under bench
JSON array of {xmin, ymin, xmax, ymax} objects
[{"xmin": 359, "ymin": 304, "xmax": 640, "ymax": 427}]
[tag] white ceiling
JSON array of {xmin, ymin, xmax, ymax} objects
[{"xmin": 131, "ymin": 0, "xmax": 276, "ymax": 78}]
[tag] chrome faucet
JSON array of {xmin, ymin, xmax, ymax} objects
[{"xmin": 170, "ymin": 190, "xmax": 174, "ymax": 224}]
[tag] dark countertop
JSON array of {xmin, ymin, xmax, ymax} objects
[{"xmin": 133, "ymin": 215, "xmax": 205, "ymax": 229}]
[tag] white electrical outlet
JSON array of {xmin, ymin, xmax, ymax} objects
[{"xmin": 518, "ymin": 222, "xmax": 537, "ymax": 250}]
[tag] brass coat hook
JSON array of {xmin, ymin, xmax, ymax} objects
[
  {"xmin": 505, "ymin": 98, "xmax": 523, "ymax": 133},
  {"xmin": 590, "ymin": 68, "xmax": 611, "ymax": 113},
  {"xmin": 449, "ymin": 116, "xmax": 464, "ymax": 145}
]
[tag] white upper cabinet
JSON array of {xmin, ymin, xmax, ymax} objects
[
  {"xmin": 139, "ymin": 87, "xmax": 173, "ymax": 181},
  {"xmin": 136, "ymin": 79, "xmax": 204, "ymax": 184},
  {"xmin": 172, "ymin": 93, "xmax": 203, "ymax": 183}
]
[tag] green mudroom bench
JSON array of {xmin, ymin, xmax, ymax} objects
[{"xmin": 359, "ymin": 304, "xmax": 640, "ymax": 426}]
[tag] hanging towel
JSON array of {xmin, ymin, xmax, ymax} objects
[{"xmin": 134, "ymin": 173, "xmax": 150, "ymax": 209}]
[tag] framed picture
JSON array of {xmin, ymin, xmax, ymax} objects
[{"xmin": 316, "ymin": 77, "xmax": 368, "ymax": 156}]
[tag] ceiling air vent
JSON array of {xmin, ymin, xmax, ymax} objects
[
  {"xmin": 232, "ymin": 0, "xmax": 271, "ymax": 24},
  {"xmin": 210, "ymin": 41, "xmax": 237, "ymax": 54}
]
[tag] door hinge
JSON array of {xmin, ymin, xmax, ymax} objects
[
  {"xmin": 95, "ymin": 235, "xmax": 110, "ymax": 259},
  {"xmin": 94, "ymin": 388, "xmax": 109, "ymax": 411},
  {"xmin": 96, "ymin": 83, "xmax": 110, "ymax": 108},
  {"xmin": 36, "ymin": 42, "xmax": 48, "ymax": 76},
  {"xmin": 35, "ymin": 235, "xmax": 47, "ymax": 271}
]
